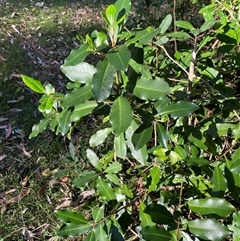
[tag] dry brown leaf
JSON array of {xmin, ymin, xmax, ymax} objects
[
  {"xmin": 55, "ymin": 199, "xmax": 71, "ymax": 210},
  {"xmin": 0, "ymin": 154, "xmax": 7, "ymax": 161},
  {"xmin": 0, "ymin": 55, "xmax": 7, "ymax": 61},
  {"xmin": 20, "ymin": 176, "xmax": 29, "ymax": 186},
  {"xmin": 5, "ymin": 123, "xmax": 12, "ymax": 139}
]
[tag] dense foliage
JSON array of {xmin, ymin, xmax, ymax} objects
[{"xmin": 22, "ymin": 0, "xmax": 240, "ymax": 240}]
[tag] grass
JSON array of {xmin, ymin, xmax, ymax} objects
[{"xmin": 0, "ymin": 0, "xmax": 206, "ymax": 240}]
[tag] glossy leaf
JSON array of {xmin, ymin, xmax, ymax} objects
[
  {"xmin": 63, "ymin": 43, "xmax": 93, "ymax": 66},
  {"xmin": 22, "ymin": 75, "xmax": 45, "ymax": 94},
  {"xmin": 188, "ymin": 197, "xmax": 236, "ymax": 217},
  {"xmin": 125, "ymin": 120, "xmax": 148, "ymax": 165},
  {"xmin": 61, "ymin": 62, "xmax": 96, "ymax": 84},
  {"xmin": 118, "ymin": 211, "xmax": 131, "ymax": 234},
  {"xmin": 86, "ymin": 149, "xmax": 102, "ymax": 171},
  {"xmin": 185, "ymin": 157, "xmax": 209, "ymax": 166},
  {"xmin": 73, "ymin": 170, "xmax": 99, "ymax": 188},
  {"xmin": 61, "ymin": 84, "xmax": 92, "ymax": 107},
  {"xmin": 154, "ymin": 97, "xmax": 170, "ymax": 113},
  {"xmin": 212, "ymin": 166, "xmax": 227, "ymax": 193},
  {"xmin": 39, "ymin": 96, "xmax": 53, "ymax": 114},
  {"xmin": 141, "ymin": 226, "xmax": 171, "ymax": 241},
  {"xmin": 133, "ymin": 77, "xmax": 170, "ymax": 101},
  {"xmin": 187, "ymin": 219, "xmax": 231, "ymax": 240},
  {"xmin": 92, "ymin": 60, "xmax": 116, "ymax": 102},
  {"xmin": 132, "ymin": 121, "xmax": 153, "ymax": 150},
  {"xmin": 175, "ymin": 21, "xmax": 195, "ymax": 30},
  {"xmin": 135, "ymin": 27, "xmax": 158, "ymax": 44},
  {"xmin": 93, "ymin": 223, "xmax": 108, "ymax": 241},
  {"xmin": 57, "ymin": 223, "xmax": 92, "ymax": 237},
  {"xmin": 109, "ymin": 96, "xmax": 132, "ymax": 136},
  {"xmin": 144, "ymin": 203, "xmax": 174, "ymax": 224},
  {"xmin": 91, "ymin": 206, "xmax": 104, "ymax": 222},
  {"xmin": 29, "ymin": 118, "xmax": 50, "ymax": 138},
  {"xmin": 148, "ymin": 166, "xmax": 161, "ymax": 192},
  {"xmin": 156, "ymin": 122, "xmax": 169, "ymax": 148},
  {"xmin": 159, "ymin": 14, "xmax": 172, "ymax": 34},
  {"xmin": 114, "ymin": 0, "xmax": 131, "ymax": 16},
  {"xmin": 107, "ymin": 45, "xmax": 131, "ymax": 71},
  {"xmin": 200, "ymin": 20, "xmax": 216, "ymax": 32},
  {"xmin": 233, "ymin": 122, "xmax": 240, "ymax": 140},
  {"xmin": 59, "ymin": 109, "xmax": 72, "ymax": 135},
  {"xmin": 105, "ymin": 173, "xmax": 121, "ymax": 185},
  {"xmin": 121, "ymin": 184, "xmax": 133, "ymax": 198},
  {"xmin": 55, "ymin": 209, "xmax": 89, "ymax": 224},
  {"xmin": 105, "ymin": 162, "xmax": 122, "ymax": 174},
  {"xmin": 139, "ymin": 202, "xmax": 155, "ymax": 228},
  {"xmin": 157, "ymin": 101, "xmax": 199, "ymax": 117},
  {"xmin": 70, "ymin": 101, "xmax": 97, "ymax": 122},
  {"xmin": 105, "ymin": 5, "xmax": 117, "ymax": 25},
  {"xmin": 114, "ymin": 133, "xmax": 127, "ymax": 159},
  {"xmin": 89, "ymin": 128, "xmax": 112, "ymax": 147},
  {"xmin": 85, "ymin": 231, "xmax": 95, "ymax": 241},
  {"xmin": 96, "ymin": 177, "xmax": 115, "ymax": 201}
]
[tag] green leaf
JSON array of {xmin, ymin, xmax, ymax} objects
[
  {"xmin": 91, "ymin": 206, "xmax": 104, "ymax": 222},
  {"xmin": 55, "ymin": 210, "xmax": 89, "ymax": 224},
  {"xmin": 105, "ymin": 162, "xmax": 122, "ymax": 174},
  {"xmin": 70, "ymin": 101, "xmax": 97, "ymax": 122},
  {"xmin": 114, "ymin": 0, "xmax": 131, "ymax": 16},
  {"xmin": 107, "ymin": 45, "xmax": 131, "ymax": 71},
  {"xmin": 157, "ymin": 101, "xmax": 199, "ymax": 117},
  {"xmin": 92, "ymin": 60, "xmax": 116, "ymax": 102},
  {"xmin": 61, "ymin": 62, "xmax": 96, "ymax": 84},
  {"xmin": 29, "ymin": 118, "xmax": 50, "ymax": 138},
  {"xmin": 118, "ymin": 211, "xmax": 131, "ymax": 234},
  {"xmin": 212, "ymin": 166, "xmax": 227, "ymax": 193},
  {"xmin": 185, "ymin": 157, "xmax": 209, "ymax": 166},
  {"xmin": 187, "ymin": 197, "xmax": 236, "ymax": 217},
  {"xmin": 187, "ymin": 219, "xmax": 231, "ymax": 240},
  {"xmin": 200, "ymin": 20, "xmax": 216, "ymax": 32},
  {"xmin": 73, "ymin": 170, "xmax": 99, "ymax": 188},
  {"xmin": 141, "ymin": 226, "xmax": 171, "ymax": 241},
  {"xmin": 89, "ymin": 128, "xmax": 112, "ymax": 147},
  {"xmin": 156, "ymin": 123, "xmax": 169, "ymax": 148},
  {"xmin": 139, "ymin": 202, "xmax": 155, "ymax": 228},
  {"xmin": 105, "ymin": 5, "xmax": 117, "ymax": 25},
  {"xmin": 39, "ymin": 96, "xmax": 53, "ymax": 114},
  {"xmin": 166, "ymin": 31, "xmax": 192, "ymax": 40},
  {"xmin": 86, "ymin": 149, "xmax": 102, "ymax": 171},
  {"xmin": 22, "ymin": 75, "xmax": 45, "ymax": 94},
  {"xmin": 144, "ymin": 203, "xmax": 174, "ymax": 224},
  {"xmin": 93, "ymin": 223, "xmax": 108, "ymax": 241},
  {"xmin": 175, "ymin": 21, "xmax": 195, "ymax": 31},
  {"xmin": 85, "ymin": 231, "xmax": 95, "ymax": 241},
  {"xmin": 57, "ymin": 223, "xmax": 92, "ymax": 237},
  {"xmin": 58, "ymin": 109, "xmax": 72, "ymax": 135},
  {"xmin": 154, "ymin": 97, "xmax": 170, "ymax": 113},
  {"xmin": 96, "ymin": 177, "xmax": 115, "ymax": 202},
  {"xmin": 233, "ymin": 122, "xmax": 240, "ymax": 140},
  {"xmin": 109, "ymin": 96, "xmax": 133, "ymax": 136},
  {"xmin": 174, "ymin": 146, "xmax": 186, "ymax": 159},
  {"xmin": 61, "ymin": 84, "xmax": 92, "ymax": 107},
  {"xmin": 121, "ymin": 184, "xmax": 133, "ymax": 198},
  {"xmin": 125, "ymin": 120, "xmax": 148, "ymax": 165},
  {"xmin": 63, "ymin": 43, "xmax": 93, "ymax": 66},
  {"xmin": 114, "ymin": 133, "xmax": 127, "ymax": 159},
  {"xmin": 105, "ymin": 173, "xmax": 121, "ymax": 186},
  {"xmin": 135, "ymin": 27, "xmax": 158, "ymax": 44},
  {"xmin": 159, "ymin": 14, "xmax": 172, "ymax": 34},
  {"xmin": 148, "ymin": 166, "xmax": 161, "ymax": 192},
  {"xmin": 133, "ymin": 77, "xmax": 170, "ymax": 101},
  {"xmin": 132, "ymin": 121, "xmax": 153, "ymax": 150}
]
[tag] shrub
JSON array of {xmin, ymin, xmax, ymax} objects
[{"xmin": 22, "ymin": 0, "xmax": 240, "ymax": 240}]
